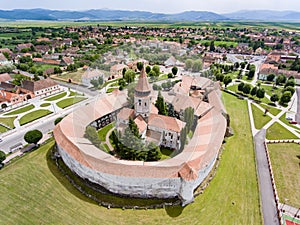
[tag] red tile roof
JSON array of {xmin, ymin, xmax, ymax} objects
[{"xmin": 135, "ymin": 68, "xmax": 151, "ymax": 93}]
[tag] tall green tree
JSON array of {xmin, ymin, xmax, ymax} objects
[
  {"xmin": 155, "ymin": 91, "xmax": 167, "ymax": 115},
  {"xmin": 223, "ymin": 76, "xmax": 232, "ymax": 88},
  {"xmin": 172, "ymin": 66, "xmax": 178, "ymax": 76},
  {"xmin": 124, "ymin": 69, "xmax": 136, "ymax": 83},
  {"xmin": 183, "ymin": 107, "xmax": 195, "ymax": 132},
  {"xmin": 152, "ymin": 65, "xmax": 160, "ymax": 77},
  {"xmin": 128, "ymin": 117, "xmax": 140, "ymax": 138},
  {"xmin": 137, "ymin": 62, "xmax": 144, "ymax": 71}
]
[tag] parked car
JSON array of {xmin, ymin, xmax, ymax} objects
[{"xmin": 289, "ymin": 121, "xmax": 297, "ymax": 124}]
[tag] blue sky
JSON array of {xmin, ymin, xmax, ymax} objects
[{"xmin": 1, "ymin": 0, "xmax": 300, "ymax": 13}]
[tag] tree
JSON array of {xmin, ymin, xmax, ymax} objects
[
  {"xmin": 210, "ymin": 41, "xmax": 215, "ymax": 52},
  {"xmin": 192, "ymin": 60, "xmax": 202, "ymax": 72},
  {"xmin": 145, "ymin": 65, "xmax": 151, "ymax": 74},
  {"xmin": 90, "ymin": 79, "xmax": 99, "ymax": 88},
  {"xmin": 270, "ymin": 94, "xmax": 279, "ymax": 103},
  {"xmin": 238, "ymin": 82, "xmax": 245, "ymax": 92},
  {"xmin": 185, "ymin": 59, "xmax": 193, "ymax": 71},
  {"xmin": 282, "ymin": 86, "xmax": 295, "ymax": 95},
  {"xmin": 172, "ymin": 66, "xmax": 178, "ymax": 76},
  {"xmin": 250, "ymin": 86, "xmax": 258, "ymax": 97},
  {"xmin": 155, "ymin": 91, "xmax": 167, "ymax": 115},
  {"xmin": 152, "ymin": 65, "xmax": 160, "ymax": 77},
  {"xmin": 24, "ymin": 130, "xmax": 43, "ymax": 146},
  {"xmin": 276, "ymin": 74, "xmax": 286, "ymax": 85},
  {"xmin": 122, "ymin": 67, "xmax": 127, "ymax": 77},
  {"xmin": 267, "ymin": 73, "xmax": 275, "ymax": 82},
  {"xmin": 167, "ymin": 104, "xmax": 176, "ymax": 117},
  {"xmin": 223, "ymin": 76, "xmax": 232, "ymax": 88},
  {"xmin": 234, "ymin": 62, "xmax": 240, "ymax": 69},
  {"xmin": 137, "ymin": 62, "xmax": 144, "ymax": 71},
  {"xmin": 128, "ymin": 117, "xmax": 139, "ymax": 138},
  {"xmin": 124, "ymin": 69, "xmax": 135, "ymax": 83},
  {"xmin": 0, "ymin": 150, "xmax": 6, "ymax": 164},
  {"xmin": 284, "ymin": 79, "xmax": 295, "ymax": 88},
  {"xmin": 242, "ymin": 84, "xmax": 251, "ymax": 95},
  {"xmin": 216, "ymin": 73, "xmax": 224, "ymax": 82},
  {"xmin": 256, "ymin": 88, "xmax": 265, "ymax": 101},
  {"xmin": 183, "ymin": 107, "xmax": 195, "ymax": 132},
  {"xmin": 147, "ymin": 142, "xmax": 161, "ymax": 161},
  {"xmin": 280, "ymin": 91, "xmax": 292, "ymax": 105}
]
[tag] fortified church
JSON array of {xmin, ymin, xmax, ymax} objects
[{"xmin": 117, "ymin": 68, "xmax": 185, "ymax": 150}]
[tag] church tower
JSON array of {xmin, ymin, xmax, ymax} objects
[{"xmin": 134, "ymin": 67, "xmax": 152, "ymax": 119}]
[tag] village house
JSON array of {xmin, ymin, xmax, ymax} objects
[
  {"xmin": 110, "ymin": 64, "xmax": 128, "ymax": 79},
  {"xmin": 81, "ymin": 68, "xmax": 104, "ymax": 87},
  {"xmin": 21, "ymin": 78, "xmax": 60, "ymax": 97}
]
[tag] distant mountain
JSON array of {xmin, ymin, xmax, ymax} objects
[
  {"xmin": 223, "ymin": 10, "xmax": 300, "ymax": 21},
  {"xmin": 0, "ymin": 8, "xmax": 226, "ymax": 21},
  {"xmin": 0, "ymin": 8, "xmax": 300, "ymax": 21}
]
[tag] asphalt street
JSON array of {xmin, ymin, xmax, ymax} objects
[{"xmin": 254, "ymin": 129, "xmax": 280, "ymax": 225}]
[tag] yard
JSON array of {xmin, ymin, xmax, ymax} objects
[
  {"xmin": 0, "ymin": 92, "xmax": 261, "ymax": 224},
  {"xmin": 57, "ymin": 70, "xmax": 85, "ymax": 83},
  {"xmin": 19, "ymin": 109, "xmax": 52, "ymax": 126},
  {"xmin": 266, "ymin": 122, "xmax": 299, "ymax": 140},
  {"xmin": 56, "ymin": 97, "xmax": 87, "ymax": 109},
  {"xmin": 98, "ymin": 122, "xmax": 115, "ymax": 142},
  {"xmin": 4, "ymin": 104, "xmax": 35, "ymax": 116},
  {"xmin": 268, "ymin": 143, "xmax": 300, "ymax": 208}
]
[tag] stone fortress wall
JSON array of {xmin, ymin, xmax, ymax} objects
[{"xmin": 53, "ymin": 77, "xmax": 227, "ymax": 206}]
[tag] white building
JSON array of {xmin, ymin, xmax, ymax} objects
[{"xmin": 81, "ymin": 68, "xmax": 104, "ymax": 87}]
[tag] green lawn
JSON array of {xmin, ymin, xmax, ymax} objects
[
  {"xmin": 56, "ymin": 97, "xmax": 87, "ymax": 109},
  {"xmin": 251, "ymin": 103, "xmax": 272, "ymax": 129},
  {"xmin": 19, "ymin": 109, "xmax": 52, "ymax": 126},
  {"xmin": 261, "ymin": 85, "xmax": 282, "ymax": 98},
  {"xmin": 40, "ymin": 103, "xmax": 51, "ymax": 107},
  {"xmin": 45, "ymin": 92, "xmax": 67, "ymax": 101},
  {"xmin": 4, "ymin": 104, "xmax": 34, "ymax": 116},
  {"xmin": 0, "ymin": 116, "xmax": 16, "ymax": 129},
  {"xmin": 98, "ymin": 123, "xmax": 115, "ymax": 142},
  {"xmin": 268, "ymin": 143, "xmax": 300, "ymax": 208},
  {"xmin": 0, "ymin": 126, "xmax": 9, "ymax": 133},
  {"xmin": 106, "ymin": 87, "xmax": 118, "ymax": 93},
  {"xmin": 266, "ymin": 122, "xmax": 299, "ymax": 140},
  {"xmin": 69, "ymin": 90, "xmax": 83, "ymax": 97},
  {"xmin": 34, "ymin": 63, "xmax": 57, "ymax": 72},
  {"xmin": 160, "ymin": 147, "xmax": 174, "ymax": 160},
  {"xmin": 0, "ymin": 91, "xmax": 262, "ymax": 224},
  {"xmin": 279, "ymin": 113, "xmax": 300, "ymax": 131},
  {"xmin": 261, "ymin": 104, "xmax": 281, "ymax": 116}
]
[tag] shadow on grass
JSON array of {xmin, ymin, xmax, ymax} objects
[
  {"xmin": 46, "ymin": 145, "xmax": 97, "ymax": 206},
  {"xmin": 165, "ymin": 205, "xmax": 184, "ymax": 217}
]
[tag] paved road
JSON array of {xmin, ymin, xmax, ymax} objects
[
  {"xmin": 254, "ymin": 129, "xmax": 280, "ymax": 225},
  {"xmin": 56, "ymin": 81, "xmax": 100, "ymax": 96},
  {"xmin": 0, "ymin": 95, "xmax": 98, "ymax": 154}
]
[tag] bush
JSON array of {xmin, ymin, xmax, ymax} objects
[{"xmin": 24, "ymin": 130, "xmax": 43, "ymax": 145}]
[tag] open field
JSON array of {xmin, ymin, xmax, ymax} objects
[
  {"xmin": 56, "ymin": 97, "xmax": 86, "ymax": 109},
  {"xmin": 268, "ymin": 143, "xmax": 300, "ymax": 208},
  {"xmin": 19, "ymin": 109, "xmax": 52, "ymax": 126},
  {"xmin": 0, "ymin": 92, "xmax": 261, "ymax": 224},
  {"xmin": 266, "ymin": 122, "xmax": 299, "ymax": 140},
  {"xmin": 1, "ymin": 21, "xmax": 300, "ymax": 31},
  {"xmin": 4, "ymin": 104, "xmax": 35, "ymax": 116},
  {"xmin": 251, "ymin": 103, "xmax": 272, "ymax": 129}
]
